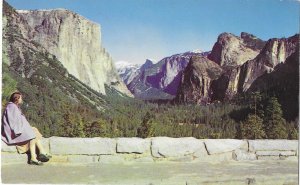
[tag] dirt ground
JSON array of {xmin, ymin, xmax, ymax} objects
[{"xmin": 1, "ymin": 160, "xmax": 298, "ymax": 185}]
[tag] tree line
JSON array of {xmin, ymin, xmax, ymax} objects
[{"xmin": 2, "ymin": 64, "xmax": 298, "ymax": 139}]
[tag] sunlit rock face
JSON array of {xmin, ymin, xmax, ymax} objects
[
  {"xmin": 210, "ymin": 34, "xmax": 298, "ymax": 102},
  {"xmin": 175, "ymin": 56, "xmax": 223, "ymax": 104},
  {"xmin": 17, "ymin": 9, "xmax": 132, "ymax": 96},
  {"xmin": 208, "ymin": 32, "xmax": 263, "ymax": 67},
  {"xmin": 176, "ymin": 32, "xmax": 299, "ymax": 104},
  {"xmin": 237, "ymin": 34, "xmax": 299, "ymax": 92}
]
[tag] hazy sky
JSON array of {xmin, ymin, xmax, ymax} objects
[{"xmin": 7, "ymin": 0, "xmax": 299, "ymax": 64}]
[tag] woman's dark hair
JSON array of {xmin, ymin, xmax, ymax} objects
[{"xmin": 9, "ymin": 91, "xmax": 22, "ymax": 104}]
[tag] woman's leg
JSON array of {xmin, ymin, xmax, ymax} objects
[
  {"xmin": 29, "ymin": 138, "xmax": 38, "ymax": 161},
  {"xmin": 35, "ymin": 139, "xmax": 46, "ymax": 155},
  {"xmin": 31, "ymin": 127, "xmax": 50, "ymax": 156}
]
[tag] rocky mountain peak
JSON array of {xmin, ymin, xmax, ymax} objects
[
  {"xmin": 188, "ymin": 56, "xmax": 223, "ymax": 80},
  {"xmin": 176, "ymin": 33, "xmax": 298, "ymax": 105},
  {"xmin": 255, "ymin": 34, "xmax": 299, "ymax": 69},
  {"xmin": 115, "ymin": 61, "xmax": 140, "ymax": 85},
  {"xmin": 16, "ymin": 7, "xmax": 132, "ymax": 96},
  {"xmin": 208, "ymin": 32, "xmax": 261, "ymax": 67},
  {"xmin": 140, "ymin": 59, "xmax": 154, "ymax": 71},
  {"xmin": 175, "ymin": 56, "xmax": 223, "ymax": 104},
  {"xmin": 211, "ymin": 34, "xmax": 299, "ymax": 101},
  {"xmin": 240, "ymin": 32, "xmax": 266, "ymax": 51}
]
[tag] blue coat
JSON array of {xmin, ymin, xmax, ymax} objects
[{"xmin": 2, "ymin": 102, "xmax": 36, "ymax": 145}]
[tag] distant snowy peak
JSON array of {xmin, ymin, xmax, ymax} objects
[
  {"xmin": 115, "ymin": 61, "xmax": 139, "ymax": 70},
  {"xmin": 115, "ymin": 61, "xmax": 140, "ymax": 85},
  {"xmin": 184, "ymin": 49, "xmax": 211, "ymax": 56},
  {"xmin": 191, "ymin": 49, "xmax": 203, "ymax": 53}
]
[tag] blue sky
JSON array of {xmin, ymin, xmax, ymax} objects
[{"xmin": 7, "ymin": 0, "xmax": 299, "ymax": 64}]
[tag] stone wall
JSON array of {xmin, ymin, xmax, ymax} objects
[{"xmin": 1, "ymin": 137, "xmax": 298, "ymax": 164}]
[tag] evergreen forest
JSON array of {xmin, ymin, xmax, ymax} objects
[{"xmin": 2, "ymin": 65, "xmax": 298, "ymax": 140}]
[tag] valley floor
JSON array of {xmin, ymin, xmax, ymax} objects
[{"xmin": 1, "ymin": 160, "xmax": 298, "ymax": 185}]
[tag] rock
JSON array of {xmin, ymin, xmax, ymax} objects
[
  {"xmin": 193, "ymin": 144, "xmax": 209, "ymax": 158},
  {"xmin": 1, "ymin": 141, "xmax": 17, "ymax": 153},
  {"xmin": 249, "ymin": 140, "xmax": 298, "ymax": 152},
  {"xmin": 247, "ymin": 50, "xmax": 299, "ymax": 120},
  {"xmin": 208, "ymin": 32, "xmax": 260, "ymax": 66},
  {"xmin": 175, "ymin": 56, "xmax": 223, "ymax": 104},
  {"xmin": 50, "ymin": 137, "xmax": 116, "ymax": 155},
  {"xmin": 17, "ymin": 9, "xmax": 132, "ymax": 96},
  {"xmin": 240, "ymin": 32, "xmax": 266, "ymax": 51},
  {"xmin": 68, "ymin": 155, "xmax": 98, "ymax": 163},
  {"xmin": 233, "ymin": 149, "xmax": 257, "ymax": 161},
  {"xmin": 133, "ymin": 157, "xmax": 154, "ymax": 163},
  {"xmin": 117, "ymin": 137, "xmax": 151, "ymax": 154},
  {"xmin": 282, "ymin": 156, "xmax": 298, "ymax": 161},
  {"xmin": 256, "ymin": 151, "xmax": 296, "ymax": 156},
  {"xmin": 204, "ymin": 139, "xmax": 248, "ymax": 155},
  {"xmin": 169, "ymin": 156, "xmax": 194, "ymax": 162},
  {"xmin": 41, "ymin": 138, "xmax": 50, "ymax": 154},
  {"xmin": 151, "ymin": 137, "xmax": 206, "ymax": 158},
  {"xmin": 210, "ymin": 66, "xmax": 241, "ymax": 101},
  {"xmin": 195, "ymin": 152, "xmax": 233, "ymax": 162},
  {"xmin": 280, "ymin": 151, "xmax": 297, "ymax": 156},
  {"xmin": 99, "ymin": 155, "xmax": 125, "ymax": 164},
  {"xmin": 115, "ymin": 61, "xmax": 140, "ymax": 85},
  {"xmin": 240, "ymin": 35, "xmax": 298, "ymax": 92},
  {"xmin": 257, "ymin": 156, "xmax": 280, "ymax": 160},
  {"xmin": 179, "ymin": 33, "xmax": 298, "ymax": 104},
  {"xmin": 3, "ymin": 1, "xmax": 119, "ymax": 114},
  {"xmin": 127, "ymin": 52, "xmax": 208, "ymax": 100}
]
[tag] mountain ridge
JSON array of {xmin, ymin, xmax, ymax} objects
[
  {"xmin": 16, "ymin": 7, "xmax": 132, "ymax": 96},
  {"xmin": 116, "ymin": 50, "xmax": 209, "ymax": 99},
  {"xmin": 176, "ymin": 33, "xmax": 299, "ymax": 106}
]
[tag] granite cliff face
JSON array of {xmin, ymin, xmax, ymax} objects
[
  {"xmin": 2, "ymin": 1, "xmax": 111, "ymax": 111},
  {"xmin": 239, "ymin": 34, "xmax": 299, "ymax": 92},
  {"xmin": 208, "ymin": 32, "xmax": 263, "ymax": 66},
  {"xmin": 209, "ymin": 33, "xmax": 298, "ymax": 99},
  {"xmin": 175, "ymin": 56, "xmax": 223, "ymax": 104},
  {"xmin": 176, "ymin": 33, "xmax": 299, "ymax": 104},
  {"xmin": 17, "ymin": 9, "xmax": 132, "ymax": 96},
  {"xmin": 248, "ymin": 50, "xmax": 299, "ymax": 120}
]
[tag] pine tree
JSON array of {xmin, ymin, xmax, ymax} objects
[
  {"xmin": 74, "ymin": 116, "xmax": 85, "ymax": 137},
  {"xmin": 289, "ymin": 128, "xmax": 298, "ymax": 140},
  {"xmin": 249, "ymin": 92, "xmax": 264, "ymax": 118},
  {"xmin": 137, "ymin": 112, "xmax": 155, "ymax": 138},
  {"xmin": 85, "ymin": 119, "xmax": 108, "ymax": 137},
  {"xmin": 263, "ymin": 97, "xmax": 288, "ymax": 139},
  {"xmin": 2, "ymin": 69, "xmax": 17, "ymax": 106},
  {"xmin": 241, "ymin": 114, "xmax": 265, "ymax": 139},
  {"xmin": 62, "ymin": 111, "xmax": 74, "ymax": 137}
]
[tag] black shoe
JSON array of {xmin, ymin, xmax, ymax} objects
[
  {"xmin": 29, "ymin": 160, "xmax": 43, "ymax": 165},
  {"xmin": 37, "ymin": 154, "xmax": 50, "ymax": 162}
]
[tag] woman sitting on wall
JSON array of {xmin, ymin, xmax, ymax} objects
[{"xmin": 2, "ymin": 92, "xmax": 51, "ymax": 165}]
